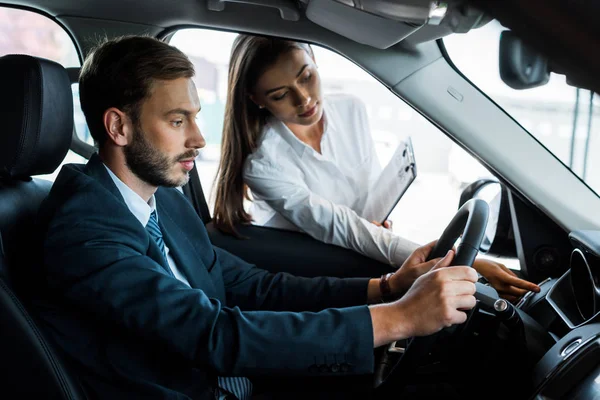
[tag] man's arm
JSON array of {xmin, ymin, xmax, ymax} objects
[
  {"xmin": 42, "ymin": 203, "xmax": 377, "ymax": 377},
  {"xmin": 215, "ymin": 235, "xmax": 442, "ymax": 310},
  {"xmin": 216, "ymin": 246, "xmax": 372, "ymax": 311},
  {"xmin": 40, "ymin": 175, "xmax": 477, "ymax": 379},
  {"xmin": 45, "ymin": 207, "xmax": 476, "ymax": 377},
  {"xmin": 367, "ymin": 278, "xmax": 384, "ymax": 304}
]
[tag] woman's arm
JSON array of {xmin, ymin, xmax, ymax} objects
[{"xmin": 244, "ymin": 162, "xmax": 419, "ymax": 267}]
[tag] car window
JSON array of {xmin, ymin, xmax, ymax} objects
[
  {"xmin": 443, "ymin": 20, "xmax": 600, "ymax": 197},
  {"xmin": 170, "ymin": 28, "xmax": 517, "ymax": 268},
  {"xmin": 0, "ymin": 6, "xmax": 85, "ymax": 180},
  {"xmin": 169, "ymin": 29, "xmax": 237, "ymax": 207},
  {"xmin": 72, "ymin": 83, "xmax": 93, "ymax": 145}
]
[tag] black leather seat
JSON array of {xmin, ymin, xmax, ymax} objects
[{"xmin": 0, "ymin": 55, "xmax": 86, "ymax": 399}]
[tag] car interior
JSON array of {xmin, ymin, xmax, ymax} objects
[{"xmin": 0, "ymin": 0, "xmax": 599, "ymax": 399}]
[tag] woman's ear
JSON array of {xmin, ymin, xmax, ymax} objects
[
  {"xmin": 248, "ymin": 94, "xmax": 265, "ymax": 109},
  {"xmin": 103, "ymin": 107, "xmax": 131, "ymax": 147}
]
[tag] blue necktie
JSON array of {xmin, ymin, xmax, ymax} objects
[
  {"xmin": 146, "ymin": 211, "xmax": 252, "ymax": 399},
  {"xmin": 217, "ymin": 376, "xmax": 253, "ymax": 400},
  {"xmin": 145, "ymin": 211, "xmax": 174, "ymax": 277}
]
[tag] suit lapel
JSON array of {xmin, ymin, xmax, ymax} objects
[
  {"xmin": 85, "ymin": 155, "xmax": 217, "ymax": 293},
  {"xmin": 84, "ymin": 154, "xmax": 181, "ymax": 278},
  {"xmin": 155, "ymin": 193, "xmax": 216, "ymax": 294}
]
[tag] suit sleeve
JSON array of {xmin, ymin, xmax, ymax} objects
[
  {"xmin": 216, "ymin": 246, "xmax": 370, "ymax": 312},
  {"xmin": 42, "ymin": 195, "xmax": 374, "ymax": 377}
]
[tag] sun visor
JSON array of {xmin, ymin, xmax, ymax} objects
[
  {"xmin": 305, "ymin": 0, "xmax": 427, "ymax": 49},
  {"xmin": 305, "ymin": 0, "xmax": 492, "ymax": 48}
]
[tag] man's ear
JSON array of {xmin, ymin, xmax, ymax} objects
[{"xmin": 103, "ymin": 107, "xmax": 132, "ymax": 147}]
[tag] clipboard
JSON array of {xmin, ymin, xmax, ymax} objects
[{"xmin": 361, "ymin": 138, "xmax": 417, "ymax": 224}]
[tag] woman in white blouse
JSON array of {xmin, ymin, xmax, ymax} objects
[{"xmin": 213, "ymin": 35, "xmax": 540, "ymax": 301}]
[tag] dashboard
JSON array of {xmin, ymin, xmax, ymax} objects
[{"xmin": 513, "ymin": 230, "xmax": 600, "ymax": 399}]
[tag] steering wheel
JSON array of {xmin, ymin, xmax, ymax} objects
[{"xmin": 373, "ymin": 198, "xmax": 490, "ymax": 389}]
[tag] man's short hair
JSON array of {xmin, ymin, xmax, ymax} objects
[{"xmin": 79, "ymin": 36, "xmax": 195, "ymax": 147}]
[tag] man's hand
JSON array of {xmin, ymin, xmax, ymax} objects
[
  {"xmin": 370, "ymin": 250, "xmax": 478, "ymax": 346},
  {"xmin": 473, "ymin": 259, "xmax": 540, "ymax": 303},
  {"xmin": 388, "ymin": 240, "xmax": 440, "ymax": 295}
]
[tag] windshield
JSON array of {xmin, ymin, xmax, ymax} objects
[{"xmin": 443, "ymin": 20, "xmax": 600, "ymax": 197}]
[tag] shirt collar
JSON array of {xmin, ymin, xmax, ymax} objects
[
  {"xmin": 103, "ymin": 164, "xmax": 156, "ymax": 227},
  {"xmin": 268, "ymin": 97, "xmax": 333, "ymax": 158}
]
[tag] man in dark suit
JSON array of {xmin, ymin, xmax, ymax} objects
[{"xmin": 36, "ymin": 36, "xmax": 478, "ymax": 399}]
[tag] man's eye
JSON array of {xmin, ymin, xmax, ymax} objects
[
  {"xmin": 172, "ymin": 120, "xmax": 183, "ymax": 127},
  {"xmin": 272, "ymin": 92, "xmax": 288, "ymax": 101}
]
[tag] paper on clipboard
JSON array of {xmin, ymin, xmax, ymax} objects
[{"xmin": 361, "ymin": 138, "xmax": 417, "ymax": 224}]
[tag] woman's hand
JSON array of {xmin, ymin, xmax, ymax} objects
[
  {"xmin": 372, "ymin": 220, "xmax": 393, "ymax": 230},
  {"xmin": 473, "ymin": 259, "xmax": 540, "ymax": 303}
]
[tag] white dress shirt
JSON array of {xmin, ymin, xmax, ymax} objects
[
  {"xmin": 104, "ymin": 164, "xmax": 191, "ymax": 286},
  {"xmin": 244, "ymin": 94, "xmax": 419, "ymax": 266}
]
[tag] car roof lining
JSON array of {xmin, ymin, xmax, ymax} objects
[
  {"xmin": 49, "ymin": 2, "xmax": 444, "ymax": 90},
  {"xmin": 0, "ymin": 0, "xmax": 489, "ymax": 52}
]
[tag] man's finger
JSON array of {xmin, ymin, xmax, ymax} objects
[
  {"xmin": 431, "ymin": 250, "xmax": 454, "ymax": 270},
  {"xmin": 448, "ymin": 309, "xmax": 469, "ymax": 326},
  {"xmin": 418, "ymin": 240, "xmax": 438, "ymax": 259},
  {"xmin": 441, "ymin": 265, "xmax": 479, "ymax": 282},
  {"xmin": 424, "ymin": 240, "xmax": 437, "ymax": 249},
  {"xmin": 454, "ymin": 294, "xmax": 477, "ymax": 311},
  {"xmin": 445, "ymin": 281, "xmax": 477, "ymax": 297},
  {"xmin": 414, "ymin": 258, "xmax": 441, "ymax": 275}
]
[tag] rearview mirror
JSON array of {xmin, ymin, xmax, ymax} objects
[{"xmin": 499, "ymin": 30, "xmax": 550, "ymax": 90}]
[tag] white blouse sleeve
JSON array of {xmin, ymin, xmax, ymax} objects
[{"xmin": 244, "ymin": 161, "xmax": 419, "ymax": 267}]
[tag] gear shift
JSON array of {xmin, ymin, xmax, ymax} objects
[{"xmin": 493, "ymin": 298, "xmax": 523, "ymax": 330}]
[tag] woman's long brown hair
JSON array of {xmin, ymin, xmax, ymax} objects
[{"xmin": 212, "ymin": 35, "xmax": 312, "ymax": 236}]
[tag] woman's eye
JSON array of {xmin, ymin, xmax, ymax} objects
[
  {"xmin": 302, "ymin": 73, "xmax": 312, "ymax": 83},
  {"xmin": 272, "ymin": 92, "xmax": 288, "ymax": 101}
]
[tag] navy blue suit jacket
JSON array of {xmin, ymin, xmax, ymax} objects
[{"xmin": 35, "ymin": 154, "xmax": 374, "ymax": 399}]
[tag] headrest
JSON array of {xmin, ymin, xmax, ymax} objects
[{"xmin": 0, "ymin": 55, "xmax": 73, "ymax": 180}]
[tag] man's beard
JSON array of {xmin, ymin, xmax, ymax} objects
[{"xmin": 124, "ymin": 126, "xmax": 197, "ymax": 188}]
